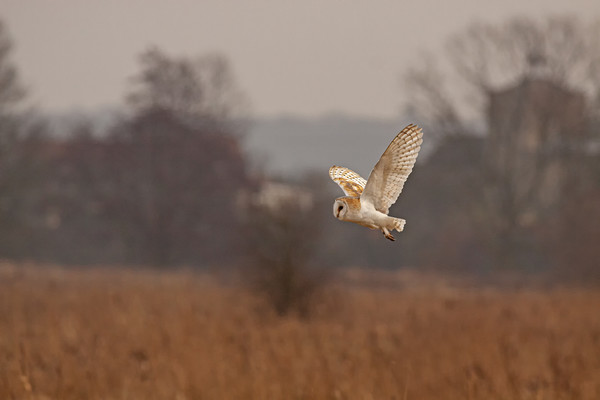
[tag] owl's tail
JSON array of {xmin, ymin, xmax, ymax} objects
[
  {"xmin": 382, "ymin": 218, "xmax": 406, "ymax": 241},
  {"xmin": 392, "ymin": 217, "xmax": 406, "ymax": 232}
]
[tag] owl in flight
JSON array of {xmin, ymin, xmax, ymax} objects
[{"xmin": 329, "ymin": 124, "xmax": 423, "ymax": 241}]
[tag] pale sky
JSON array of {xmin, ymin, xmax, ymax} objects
[{"xmin": 1, "ymin": 1, "xmax": 599, "ymax": 118}]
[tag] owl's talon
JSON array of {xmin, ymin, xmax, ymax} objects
[{"xmin": 382, "ymin": 229, "xmax": 395, "ymax": 241}]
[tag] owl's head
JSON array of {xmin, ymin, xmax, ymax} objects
[{"xmin": 333, "ymin": 198, "xmax": 348, "ymax": 220}]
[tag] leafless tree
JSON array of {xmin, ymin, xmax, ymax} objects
[
  {"xmin": 126, "ymin": 47, "xmax": 249, "ymax": 131},
  {"xmin": 405, "ymin": 16, "xmax": 600, "ymax": 135},
  {"xmin": 240, "ymin": 179, "xmax": 330, "ymax": 317},
  {"xmin": 88, "ymin": 47, "xmax": 252, "ymax": 266},
  {"xmin": 35, "ymin": 47, "xmax": 252, "ymax": 266},
  {"xmin": 101, "ymin": 108, "xmax": 249, "ymax": 266},
  {"xmin": 0, "ymin": 21, "xmax": 25, "ymax": 115},
  {"xmin": 404, "ymin": 55, "xmax": 466, "ymax": 138},
  {"xmin": 403, "ymin": 15, "xmax": 600, "ymax": 270},
  {"xmin": 0, "ymin": 19, "xmax": 47, "ymax": 259}
]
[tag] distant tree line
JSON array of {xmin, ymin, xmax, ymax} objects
[
  {"xmin": 0, "ymin": 16, "xmax": 599, "ymax": 287},
  {"xmin": 0, "ymin": 22, "xmax": 254, "ymax": 267}
]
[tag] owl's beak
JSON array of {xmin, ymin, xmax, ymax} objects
[{"xmin": 335, "ymin": 204, "xmax": 343, "ymax": 219}]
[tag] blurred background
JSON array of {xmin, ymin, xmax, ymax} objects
[
  {"xmin": 1, "ymin": 1, "xmax": 600, "ymax": 399},
  {"xmin": 1, "ymin": 0, "xmax": 599, "ymax": 278}
]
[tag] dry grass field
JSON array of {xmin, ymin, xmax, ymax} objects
[{"xmin": 1, "ymin": 263, "xmax": 600, "ymax": 400}]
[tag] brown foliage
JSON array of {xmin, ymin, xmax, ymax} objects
[{"xmin": 2, "ymin": 264, "xmax": 600, "ymax": 399}]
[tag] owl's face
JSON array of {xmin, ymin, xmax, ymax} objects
[{"xmin": 333, "ymin": 198, "xmax": 348, "ymax": 220}]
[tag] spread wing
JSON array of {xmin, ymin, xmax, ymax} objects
[
  {"xmin": 361, "ymin": 124, "xmax": 423, "ymax": 214},
  {"xmin": 329, "ymin": 166, "xmax": 367, "ymax": 197}
]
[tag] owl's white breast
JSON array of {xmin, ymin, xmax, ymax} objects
[{"xmin": 351, "ymin": 198, "xmax": 388, "ymax": 229}]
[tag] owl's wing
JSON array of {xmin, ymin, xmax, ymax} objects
[
  {"xmin": 329, "ymin": 166, "xmax": 367, "ymax": 197},
  {"xmin": 361, "ymin": 124, "xmax": 423, "ymax": 214}
]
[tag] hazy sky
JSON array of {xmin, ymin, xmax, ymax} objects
[{"xmin": 2, "ymin": 1, "xmax": 599, "ymax": 118}]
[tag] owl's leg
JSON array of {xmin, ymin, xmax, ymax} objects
[{"xmin": 381, "ymin": 227, "xmax": 395, "ymax": 241}]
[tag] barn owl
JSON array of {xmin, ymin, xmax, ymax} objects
[{"xmin": 329, "ymin": 124, "xmax": 423, "ymax": 241}]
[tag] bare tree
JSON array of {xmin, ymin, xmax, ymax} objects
[
  {"xmin": 100, "ymin": 108, "xmax": 249, "ymax": 266},
  {"xmin": 36, "ymin": 47, "xmax": 252, "ymax": 267},
  {"xmin": 405, "ymin": 16, "xmax": 600, "ymax": 135},
  {"xmin": 403, "ymin": 15, "xmax": 600, "ymax": 270},
  {"xmin": 0, "ymin": 20, "xmax": 25, "ymax": 115},
  {"xmin": 404, "ymin": 56, "xmax": 466, "ymax": 138},
  {"xmin": 240, "ymin": 180, "xmax": 329, "ymax": 317},
  {"xmin": 102, "ymin": 47, "xmax": 252, "ymax": 266},
  {"xmin": 0, "ymin": 19, "xmax": 47, "ymax": 259},
  {"xmin": 447, "ymin": 16, "xmax": 599, "ymax": 93},
  {"xmin": 126, "ymin": 47, "xmax": 249, "ymax": 130}
]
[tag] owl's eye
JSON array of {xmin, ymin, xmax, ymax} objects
[{"xmin": 337, "ymin": 205, "xmax": 344, "ymax": 212}]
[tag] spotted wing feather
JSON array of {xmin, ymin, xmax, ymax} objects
[
  {"xmin": 329, "ymin": 166, "xmax": 367, "ymax": 197},
  {"xmin": 362, "ymin": 124, "xmax": 423, "ymax": 214}
]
